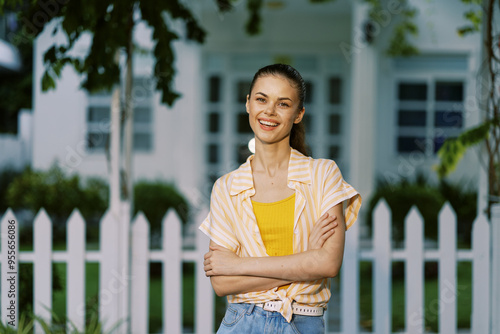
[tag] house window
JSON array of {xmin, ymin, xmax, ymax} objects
[
  {"xmin": 207, "ymin": 144, "xmax": 219, "ymax": 164},
  {"xmin": 86, "ymin": 77, "xmax": 154, "ymax": 152},
  {"xmin": 208, "ymin": 112, "xmax": 220, "ymax": 133},
  {"xmin": 396, "ymin": 80, "xmax": 464, "ymax": 154},
  {"xmin": 208, "ymin": 76, "xmax": 221, "ymax": 102}
]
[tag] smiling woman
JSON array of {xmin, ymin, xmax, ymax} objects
[{"xmin": 199, "ymin": 64, "xmax": 362, "ymax": 334}]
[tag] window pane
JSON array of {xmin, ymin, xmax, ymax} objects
[
  {"xmin": 329, "ymin": 114, "xmax": 341, "ymax": 134},
  {"xmin": 237, "ymin": 113, "xmax": 252, "ymax": 133},
  {"xmin": 303, "ymin": 114, "xmax": 313, "ymax": 133},
  {"xmin": 134, "ymin": 133, "xmax": 152, "ymax": 150},
  {"xmin": 329, "ymin": 78, "xmax": 341, "ymax": 104},
  {"xmin": 305, "ymin": 81, "xmax": 313, "ymax": 104},
  {"xmin": 237, "ymin": 81, "xmax": 251, "ymax": 103},
  {"xmin": 397, "ymin": 136, "xmax": 426, "ymax": 153},
  {"xmin": 88, "ymin": 107, "xmax": 109, "ymax": 122},
  {"xmin": 434, "ymin": 111, "xmax": 462, "ymax": 128},
  {"xmin": 236, "ymin": 144, "xmax": 251, "ymax": 164},
  {"xmin": 398, "ymin": 83, "xmax": 427, "ymax": 101},
  {"xmin": 134, "ymin": 107, "xmax": 151, "ymax": 123},
  {"xmin": 208, "ymin": 76, "xmax": 221, "ymax": 102},
  {"xmin": 208, "ymin": 112, "xmax": 220, "ymax": 133},
  {"xmin": 133, "ymin": 77, "xmax": 152, "ymax": 100},
  {"xmin": 398, "ymin": 111, "xmax": 426, "ymax": 126},
  {"xmin": 434, "ymin": 135, "xmax": 449, "ymax": 153},
  {"xmin": 435, "ymin": 82, "xmax": 463, "ymax": 101},
  {"xmin": 329, "ymin": 145, "xmax": 340, "ymax": 160},
  {"xmin": 87, "ymin": 132, "xmax": 109, "ymax": 149},
  {"xmin": 207, "ymin": 144, "xmax": 219, "ymax": 163}
]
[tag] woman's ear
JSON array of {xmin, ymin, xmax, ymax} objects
[
  {"xmin": 246, "ymin": 95, "xmax": 250, "ymax": 114},
  {"xmin": 294, "ymin": 107, "xmax": 305, "ymax": 124}
]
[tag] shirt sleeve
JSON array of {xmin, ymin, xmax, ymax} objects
[
  {"xmin": 199, "ymin": 178, "xmax": 240, "ymax": 252},
  {"xmin": 320, "ymin": 161, "xmax": 362, "ymax": 231}
]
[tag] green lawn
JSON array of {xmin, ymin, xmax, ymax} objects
[
  {"xmin": 49, "ymin": 262, "xmax": 225, "ymax": 333},
  {"xmin": 359, "ymin": 261, "xmax": 472, "ymax": 332}
]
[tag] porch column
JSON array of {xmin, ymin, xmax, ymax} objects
[{"xmin": 347, "ymin": 1, "xmax": 377, "ymax": 212}]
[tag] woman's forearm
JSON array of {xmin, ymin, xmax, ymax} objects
[
  {"xmin": 236, "ymin": 248, "xmax": 342, "ymax": 281},
  {"xmin": 210, "ymin": 275, "xmax": 291, "ymax": 297}
]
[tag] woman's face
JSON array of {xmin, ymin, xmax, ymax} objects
[{"xmin": 246, "ymin": 75, "xmax": 304, "ymax": 148}]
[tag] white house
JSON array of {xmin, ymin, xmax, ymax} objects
[{"xmin": 30, "ymin": 0, "xmax": 483, "ymax": 212}]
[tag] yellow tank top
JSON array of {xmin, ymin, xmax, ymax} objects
[{"xmin": 252, "ymin": 193, "xmax": 295, "ymax": 290}]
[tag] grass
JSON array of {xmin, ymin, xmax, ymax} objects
[{"xmin": 359, "ymin": 261, "xmax": 472, "ymax": 332}]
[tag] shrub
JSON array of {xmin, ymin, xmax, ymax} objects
[
  {"xmin": 0, "ymin": 167, "xmax": 23, "ymax": 213},
  {"xmin": 366, "ymin": 173, "xmax": 477, "ymax": 246},
  {"xmin": 5, "ymin": 164, "xmax": 108, "ymax": 244},
  {"xmin": 134, "ymin": 180, "xmax": 189, "ymax": 227},
  {"xmin": 6, "ymin": 165, "xmax": 108, "ymax": 222}
]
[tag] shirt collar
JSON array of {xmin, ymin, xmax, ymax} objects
[{"xmin": 229, "ymin": 148, "xmax": 312, "ymax": 196}]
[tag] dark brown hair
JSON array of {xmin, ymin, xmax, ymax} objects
[{"xmin": 248, "ymin": 64, "xmax": 308, "ymax": 156}]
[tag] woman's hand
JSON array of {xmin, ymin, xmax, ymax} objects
[
  {"xmin": 204, "ymin": 244, "xmax": 241, "ymax": 276},
  {"xmin": 308, "ymin": 213, "xmax": 338, "ymax": 250}
]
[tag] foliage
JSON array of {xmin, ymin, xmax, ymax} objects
[
  {"xmin": 435, "ymin": 120, "xmax": 494, "ymax": 178},
  {"xmin": 366, "ymin": 0, "xmax": 419, "ymax": 57},
  {"xmin": 6, "ymin": 165, "xmax": 108, "ymax": 223},
  {"xmin": 0, "ymin": 308, "xmax": 120, "ymax": 334},
  {"xmin": 457, "ymin": 0, "xmax": 483, "ymax": 36},
  {"xmin": 134, "ymin": 180, "xmax": 189, "ymax": 233},
  {"xmin": 436, "ymin": 0, "xmax": 500, "ymax": 214},
  {"xmin": 1, "ymin": 0, "xmax": 208, "ymax": 106},
  {"xmin": 0, "ymin": 167, "xmax": 22, "ymax": 213},
  {"xmin": 366, "ymin": 173, "xmax": 477, "ymax": 245},
  {"xmin": 17, "ymin": 263, "xmax": 64, "ymax": 327}
]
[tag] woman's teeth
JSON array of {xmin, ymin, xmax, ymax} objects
[{"xmin": 259, "ymin": 120, "xmax": 278, "ymax": 127}]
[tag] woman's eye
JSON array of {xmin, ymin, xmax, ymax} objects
[
  {"xmin": 279, "ymin": 102, "xmax": 290, "ymax": 107},
  {"xmin": 257, "ymin": 97, "xmax": 266, "ymax": 102}
]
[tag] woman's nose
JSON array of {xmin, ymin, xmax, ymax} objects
[{"xmin": 264, "ymin": 104, "xmax": 276, "ymax": 115}]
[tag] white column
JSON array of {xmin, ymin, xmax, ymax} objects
[{"xmin": 347, "ymin": 1, "xmax": 377, "ymax": 206}]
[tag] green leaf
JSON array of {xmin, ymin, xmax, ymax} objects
[
  {"xmin": 435, "ymin": 121, "xmax": 492, "ymax": 177},
  {"xmin": 245, "ymin": 0, "xmax": 263, "ymax": 35},
  {"xmin": 41, "ymin": 71, "xmax": 56, "ymax": 91}
]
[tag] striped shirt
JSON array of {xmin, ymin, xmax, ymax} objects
[{"xmin": 199, "ymin": 149, "xmax": 362, "ymax": 322}]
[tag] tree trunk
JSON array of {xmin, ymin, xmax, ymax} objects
[
  {"xmin": 123, "ymin": 10, "xmax": 135, "ymax": 214},
  {"xmin": 110, "ymin": 50, "xmax": 121, "ymax": 219}
]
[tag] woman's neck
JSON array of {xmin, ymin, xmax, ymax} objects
[{"xmin": 252, "ymin": 141, "xmax": 291, "ymax": 177}]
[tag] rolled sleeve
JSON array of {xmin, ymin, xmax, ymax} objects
[
  {"xmin": 320, "ymin": 161, "xmax": 362, "ymax": 230},
  {"xmin": 199, "ymin": 179, "xmax": 240, "ymax": 252}
]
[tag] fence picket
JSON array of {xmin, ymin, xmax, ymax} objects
[
  {"xmin": 342, "ymin": 217, "xmax": 359, "ymax": 334},
  {"xmin": 130, "ymin": 212, "xmax": 150, "ymax": 334},
  {"xmin": 163, "ymin": 210, "xmax": 182, "ymax": 334},
  {"xmin": 66, "ymin": 209, "xmax": 86, "ymax": 332},
  {"xmin": 438, "ymin": 203, "xmax": 457, "ymax": 334},
  {"xmin": 1, "ymin": 209, "xmax": 18, "ymax": 327},
  {"xmin": 471, "ymin": 213, "xmax": 490, "ymax": 334},
  {"xmin": 33, "ymin": 208, "xmax": 53, "ymax": 333},
  {"xmin": 196, "ymin": 207, "xmax": 214, "ymax": 334},
  {"xmin": 373, "ymin": 200, "xmax": 391, "ymax": 334},
  {"xmin": 405, "ymin": 206, "xmax": 424, "ymax": 334},
  {"xmin": 99, "ymin": 210, "xmax": 120, "ymax": 332}
]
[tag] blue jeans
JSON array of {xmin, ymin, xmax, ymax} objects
[{"xmin": 217, "ymin": 303, "xmax": 325, "ymax": 334}]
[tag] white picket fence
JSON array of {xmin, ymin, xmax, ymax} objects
[{"xmin": 0, "ymin": 200, "xmax": 498, "ymax": 334}]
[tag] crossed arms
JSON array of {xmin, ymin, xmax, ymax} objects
[{"xmin": 203, "ymin": 203, "xmax": 346, "ymax": 297}]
